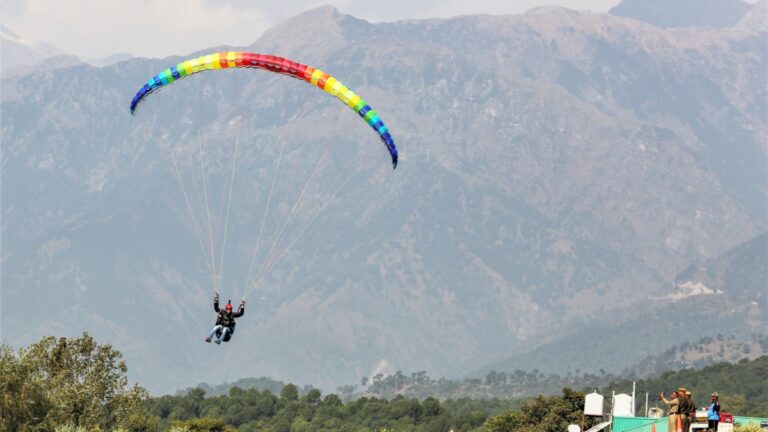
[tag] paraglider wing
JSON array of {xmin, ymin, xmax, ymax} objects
[{"xmin": 130, "ymin": 52, "xmax": 398, "ymax": 168}]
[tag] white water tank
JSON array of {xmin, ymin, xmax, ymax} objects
[
  {"xmin": 584, "ymin": 391, "xmax": 604, "ymax": 416},
  {"xmin": 613, "ymin": 394, "xmax": 634, "ymax": 417}
]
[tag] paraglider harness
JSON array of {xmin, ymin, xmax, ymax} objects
[{"xmin": 215, "ymin": 298, "xmax": 242, "ymax": 342}]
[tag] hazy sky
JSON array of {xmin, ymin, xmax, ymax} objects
[{"xmin": 2, "ymin": 0, "xmax": 625, "ymax": 59}]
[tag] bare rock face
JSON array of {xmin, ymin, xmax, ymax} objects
[
  {"xmin": 1, "ymin": 24, "xmax": 66, "ymax": 74},
  {"xmin": 737, "ymin": 0, "xmax": 768, "ymax": 33}
]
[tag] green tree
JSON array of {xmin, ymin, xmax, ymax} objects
[
  {"xmin": 0, "ymin": 344, "xmax": 50, "ymax": 431},
  {"xmin": 280, "ymin": 383, "xmax": 299, "ymax": 402},
  {"xmin": 485, "ymin": 388, "xmax": 587, "ymax": 432},
  {"xmin": 485, "ymin": 411, "xmax": 527, "ymax": 432},
  {"xmin": 422, "ymin": 397, "xmax": 442, "ymax": 417},
  {"xmin": 323, "ymin": 394, "xmax": 343, "ymax": 407},
  {"xmin": 120, "ymin": 413, "xmax": 161, "ymax": 432},
  {"xmin": 302, "ymin": 388, "xmax": 322, "ymax": 405},
  {"xmin": 734, "ymin": 425, "xmax": 764, "ymax": 432},
  {"xmin": 0, "ymin": 333, "xmax": 148, "ymax": 431},
  {"xmin": 720, "ymin": 394, "xmax": 748, "ymax": 415},
  {"xmin": 170, "ymin": 418, "xmax": 236, "ymax": 432},
  {"xmin": 290, "ymin": 417, "xmax": 313, "ymax": 432}
]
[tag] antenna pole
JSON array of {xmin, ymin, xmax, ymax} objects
[{"xmin": 632, "ymin": 381, "xmax": 636, "ymax": 417}]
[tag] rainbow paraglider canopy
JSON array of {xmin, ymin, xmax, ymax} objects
[{"xmin": 130, "ymin": 52, "xmax": 398, "ymax": 168}]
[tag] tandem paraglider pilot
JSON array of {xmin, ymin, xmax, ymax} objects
[{"xmin": 205, "ymin": 293, "xmax": 245, "ymax": 344}]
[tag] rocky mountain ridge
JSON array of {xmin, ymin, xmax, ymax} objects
[{"xmin": 610, "ymin": 0, "xmax": 754, "ymax": 28}]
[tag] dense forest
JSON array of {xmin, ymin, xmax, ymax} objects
[
  {"xmin": 604, "ymin": 356, "xmax": 768, "ymax": 417},
  {"xmin": 622, "ymin": 334, "xmax": 768, "ymax": 378},
  {"xmin": 1, "ymin": 333, "xmax": 766, "ymax": 431},
  {"xmin": 358, "ymin": 369, "xmax": 619, "ymax": 401},
  {"xmin": 144, "ymin": 385, "xmax": 527, "ymax": 431},
  {"xmin": 298, "ymin": 334, "xmax": 764, "ymax": 404},
  {"xmin": 190, "ymin": 369, "xmax": 620, "ymax": 402}
]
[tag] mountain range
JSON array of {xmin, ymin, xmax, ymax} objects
[
  {"xmin": 1, "ymin": 1, "xmax": 766, "ymax": 395},
  {"xmin": 475, "ymin": 231, "xmax": 767, "ymax": 378},
  {"xmin": 1, "ymin": 24, "xmax": 63, "ymax": 73},
  {"xmin": 609, "ymin": 0, "xmax": 755, "ymax": 28},
  {"xmin": 0, "ymin": 24, "xmax": 132, "ymax": 75}
]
